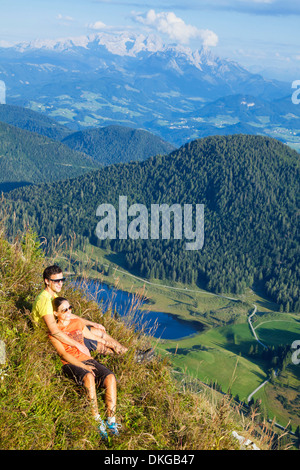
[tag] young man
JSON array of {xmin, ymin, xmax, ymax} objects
[{"xmin": 50, "ymin": 297, "xmax": 121, "ymax": 438}]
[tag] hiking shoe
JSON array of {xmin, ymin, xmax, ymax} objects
[
  {"xmin": 97, "ymin": 419, "xmax": 108, "ymax": 440},
  {"xmin": 105, "ymin": 420, "xmax": 122, "ymax": 436},
  {"xmin": 134, "ymin": 348, "xmax": 155, "ymax": 363}
]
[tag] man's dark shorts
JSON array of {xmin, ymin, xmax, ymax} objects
[
  {"xmin": 83, "ymin": 326, "xmax": 98, "ymax": 352},
  {"xmin": 62, "ymin": 359, "xmax": 113, "ymax": 388}
]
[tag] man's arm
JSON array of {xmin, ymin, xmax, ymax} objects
[
  {"xmin": 69, "ymin": 313, "xmax": 106, "ymax": 332},
  {"xmin": 43, "ymin": 314, "xmax": 91, "ymax": 357},
  {"xmin": 82, "ymin": 325, "xmax": 106, "ymax": 344}
]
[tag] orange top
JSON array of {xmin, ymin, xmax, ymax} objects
[{"xmin": 57, "ymin": 318, "xmax": 91, "ymax": 364}]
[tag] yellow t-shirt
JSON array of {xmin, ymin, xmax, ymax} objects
[{"xmin": 31, "ymin": 290, "xmax": 57, "ymax": 326}]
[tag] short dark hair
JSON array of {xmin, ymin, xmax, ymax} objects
[
  {"xmin": 52, "ymin": 297, "xmax": 68, "ymax": 312},
  {"xmin": 43, "ymin": 265, "xmax": 62, "ymax": 284}
]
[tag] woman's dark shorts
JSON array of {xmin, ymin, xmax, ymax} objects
[{"xmin": 62, "ymin": 359, "xmax": 113, "ymax": 388}]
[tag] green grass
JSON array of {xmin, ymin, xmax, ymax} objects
[
  {"xmin": 254, "ymin": 316, "xmax": 300, "ymax": 347},
  {"xmin": 253, "ymin": 364, "xmax": 300, "ymax": 431},
  {"xmin": 158, "ymin": 324, "xmax": 268, "ymax": 402}
]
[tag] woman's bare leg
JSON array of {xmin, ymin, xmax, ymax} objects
[
  {"xmin": 83, "ymin": 372, "xmax": 98, "ymax": 418},
  {"xmin": 103, "ymin": 374, "xmax": 117, "ymax": 418}
]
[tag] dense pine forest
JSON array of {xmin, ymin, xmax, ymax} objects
[
  {"xmin": 2, "ymin": 134, "xmax": 299, "ymax": 312},
  {"xmin": 0, "ymin": 104, "xmax": 72, "ymax": 141},
  {"xmin": 0, "ymin": 120, "xmax": 98, "ymax": 192},
  {"xmin": 61, "ymin": 125, "xmax": 176, "ymax": 165}
]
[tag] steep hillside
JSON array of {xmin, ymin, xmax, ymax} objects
[
  {"xmin": 0, "ymin": 104, "xmax": 72, "ymax": 141},
  {"xmin": 2, "ymin": 134, "xmax": 299, "ymax": 312},
  {"xmin": 62, "ymin": 125, "xmax": 176, "ymax": 165},
  {"xmin": 0, "ymin": 121, "xmax": 99, "ymax": 191}
]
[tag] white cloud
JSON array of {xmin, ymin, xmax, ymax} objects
[
  {"xmin": 88, "ymin": 21, "xmax": 108, "ymax": 30},
  {"xmin": 132, "ymin": 9, "xmax": 218, "ymax": 47},
  {"xmin": 57, "ymin": 14, "xmax": 74, "ymax": 22}
]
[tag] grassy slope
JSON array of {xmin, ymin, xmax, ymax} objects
[{"xmin": 0, "ymin": 228, "xmax": 272, "ymax": 451}]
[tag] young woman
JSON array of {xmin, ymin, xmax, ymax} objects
[{"xmin": 50, "ymin": 297, "xmax": 121, "ymax": 439}]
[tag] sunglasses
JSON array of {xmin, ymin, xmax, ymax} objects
[
  {"xmin": 48, "ymin": 278, "xmax": 66, "ymax": 283},
  {"xmin": 61, "ymin": 305, "xmax": 73, "ymax": 313}
]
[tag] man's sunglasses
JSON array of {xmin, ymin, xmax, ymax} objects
[{"xmin": 48, "ymin": 278, "xmax": 66, "ymax": 283}]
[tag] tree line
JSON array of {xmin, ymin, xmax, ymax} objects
[{"xmin": 2, "ymin": 134, "xmax": 299, "ymax": 312}]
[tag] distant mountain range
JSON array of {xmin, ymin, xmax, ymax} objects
[
  {"xmin": 0, "ymin": 104, "xmax": 175, "ymax": 191},
  {"xmin": 0, "ymin": 32, "xmax": 298, "ymax": 149}
]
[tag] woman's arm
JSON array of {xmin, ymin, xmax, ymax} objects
[
  {"xmin": 49, "ymin": 335, "xmax": 96, "ymax": 375},
  {"xmin": 43, "ymin": 313, "xmax": 91, "ymax": 357}
]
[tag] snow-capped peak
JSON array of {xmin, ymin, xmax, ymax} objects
[
  {"xmin": 13, "ymin": 32, "xmax": 165, "ymax": 56},
  {"xmin": 11, "ymin": 31, "xmax": 219, "ymax": 63}
]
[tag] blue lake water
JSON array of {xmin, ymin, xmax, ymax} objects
[{"xmin": 76, "ymin": 278, "xmax": 201, "ymax": 340}]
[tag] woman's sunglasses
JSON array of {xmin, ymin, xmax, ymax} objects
[{"xmin": 61, "ymin": 306, "xmax": 73, "ymax": 313}]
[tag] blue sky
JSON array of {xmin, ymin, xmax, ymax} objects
[{"xmin": 1, "ymin": 0, "xmax": 300, "ymax": 81}]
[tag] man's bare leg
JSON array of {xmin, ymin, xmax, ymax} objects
[{"xmin": 90, "ymin": 327, "xmax": 128, "ymax": 355}]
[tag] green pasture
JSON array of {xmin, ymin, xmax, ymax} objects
[
  {"xmin": 157, "ymin": 323, "xmax": 268, "ymax": 402},
  {"xmin": 253, "ymin": 315, "xmax": 300, "ymax": 347},
  {"xmin": 253, "ymin": 363, "xmax": 300, "ymax": 430}
]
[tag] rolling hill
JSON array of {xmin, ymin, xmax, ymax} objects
[
  {"xmin": 61, "ymin": 125, "xmax": 176, "ymax": 165},
  {"xmin": 0, "ymin": 105, "xmax": 175, "ymax": 191},
  {"xmin": 2, "ymin": 134, "xmax": 299, "ymax": 312},
  {"xmin": 0, "ymin": 121, "xmax": 99, "ymax": 192},
  {"xmin": 0, "ymin": 104, "xmax": 72, "ymax": 141}
]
